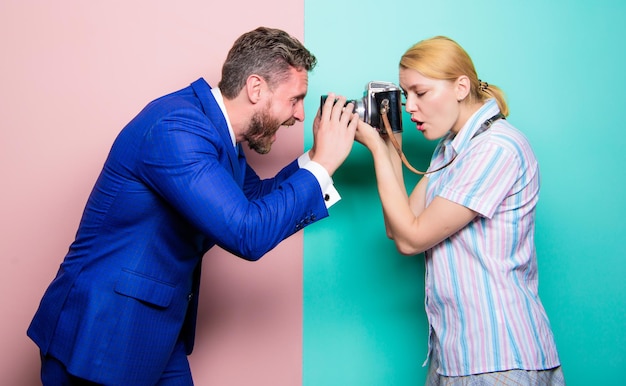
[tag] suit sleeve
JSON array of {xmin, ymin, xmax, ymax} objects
[
  {"xmin": 137, "ymin": 108, "xmax": 329, "ymax": 260},
  {"xmin": 240, "ymin": 159, "xmax": 300, "ymax": 199}
]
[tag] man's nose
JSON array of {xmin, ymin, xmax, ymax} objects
[{"xmin": 294, "ymin": 101, "xmax": 305, "ymax": 121}]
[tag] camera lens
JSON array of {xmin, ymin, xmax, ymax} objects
[{"xmin": 352, "ymin": 99, "xmax": 366, "ymax": 121}]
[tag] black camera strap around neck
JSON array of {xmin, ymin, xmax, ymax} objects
[{"xmin": 381, "ymin": 104, "xmax": 504, "ymax": 175}]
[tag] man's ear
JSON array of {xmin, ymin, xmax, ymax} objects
[
  {"xmin": 245, "ymin": 74, "xmax": 264, "ymax": 104},
  {"xmin": 456, "ymin": 75, "xmax": 471, "ymax": 101}
]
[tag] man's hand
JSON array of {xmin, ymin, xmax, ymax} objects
[{"xmin": 309, "ymin": 93, "xmax": 358, "ymax": 176}]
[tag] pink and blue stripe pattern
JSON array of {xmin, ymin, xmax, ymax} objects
[{"xmin": 423, "ymin": 99, "xmax": 561, "ymax": 376}]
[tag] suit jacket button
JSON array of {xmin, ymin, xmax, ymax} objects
[{"xmin": 188, "ymin": 293, "xmax": 193, "ymax": 301}]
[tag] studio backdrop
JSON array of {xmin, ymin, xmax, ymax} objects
[{"xmin": 1, "ymin": 1, "xmax": 624, "ymax": 385}]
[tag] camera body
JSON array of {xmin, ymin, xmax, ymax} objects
[{"xmin": 320, "ymin": 81, "xmax": 403, "ymax": 134}]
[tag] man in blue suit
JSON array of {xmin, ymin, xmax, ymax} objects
[{"xmin": 28, "ymin": 26, "xmax": 358, "ymax": 385}]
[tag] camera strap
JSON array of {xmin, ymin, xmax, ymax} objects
[{"xmin": 380, "ymin": 102, "xmax": 504, "ymax": 175}]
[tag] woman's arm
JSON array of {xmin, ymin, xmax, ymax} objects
[
  {"xmin": 355, "ymin": 121, "xmax": 408, "ymax": 239},
  {"xmin": 381, "ymin": 133, "xmax": 409, "ymax": 238},
  {"xmin": 357, "ymin": 120, "xmax": 477, "ymax": 255}
]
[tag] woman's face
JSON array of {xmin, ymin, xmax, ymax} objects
[{"xmin": 399, "ymin": 67, "xmax": 463, "ymax": 140}]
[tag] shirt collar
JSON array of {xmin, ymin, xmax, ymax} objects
[
  {"xmin": 446, "ymin": 98, "xmax": 501, "ymax": 156},
  {"xmin": 210, "ymin": 87, "xmax": 237, "ymax": 148}
]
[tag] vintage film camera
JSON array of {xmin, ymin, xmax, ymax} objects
[{"xmin": 320, "ymin": 81, "xmax": 403, "ymax": 134}]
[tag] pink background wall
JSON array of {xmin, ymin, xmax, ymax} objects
[{"xmin": 0, "ymin": 1, "xmax": 305, "ymax": 385}]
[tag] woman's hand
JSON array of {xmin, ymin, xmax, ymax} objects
[
  {"xmin": 355, "ymin": 120, "xmax": 404, "ymax": 159},
  {"xmin": 355, "ymin": 120, "xmax": 386, "ymax": 153}
]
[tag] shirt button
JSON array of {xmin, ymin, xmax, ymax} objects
[{"xmin": 324, "ymin": 194, "xmax": 330, "ymax": 201}]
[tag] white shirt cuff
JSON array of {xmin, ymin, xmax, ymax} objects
[{"xmin": 298, "ymin": 152, "xmax": 341, "ymax": 208}]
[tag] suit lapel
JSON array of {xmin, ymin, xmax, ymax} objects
[
  {"xmin": 236, "ymin": 143, "xmax": 247, "ymax": 187},
  {"xmin": 190, "ymin": 78, "xmax": 244, "ymax": 186}
]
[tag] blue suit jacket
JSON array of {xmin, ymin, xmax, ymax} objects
[{"xmin": 27, "ymin": 78, "xmax": 328, "ymax": 385}]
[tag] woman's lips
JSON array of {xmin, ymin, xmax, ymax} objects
[{"xmin": 411, "ymin": 116, "xmax": 425, "ymax": 132}]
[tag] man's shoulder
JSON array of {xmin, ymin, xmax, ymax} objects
[{"xmin": 150, "ymin": 82, "xmax": 202, "ymax": 110}]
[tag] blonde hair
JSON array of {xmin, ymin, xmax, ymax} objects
[{"xmin": 399, "ymin": 36, "xmax": 508, "ymax": 117}]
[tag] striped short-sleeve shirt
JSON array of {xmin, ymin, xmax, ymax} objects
[{"xmin": 423, "ymin": 99, "xmax": 561, "ymax": 376}]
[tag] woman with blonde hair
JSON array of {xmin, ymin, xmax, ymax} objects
[{"xmin": 356, "ymin": 36, "xmax": 565, "ymax": 384}]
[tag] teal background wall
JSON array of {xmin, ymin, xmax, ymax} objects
[{"xmin": 303, "ymin": 1, "xmax": 626, "ymax": 385}]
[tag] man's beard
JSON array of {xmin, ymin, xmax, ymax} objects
[{"xmin": 245, "ymin": 104, "xmax": 296, "ymax": 154}]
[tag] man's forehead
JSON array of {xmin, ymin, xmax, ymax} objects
[{"xmin": 279, "ymin": 68, "xmax": 308, "ymax": 97}]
